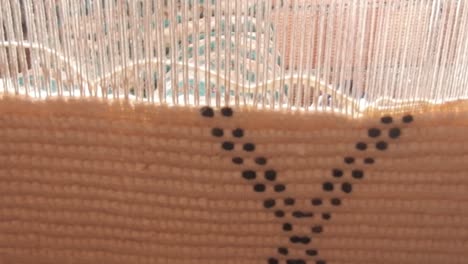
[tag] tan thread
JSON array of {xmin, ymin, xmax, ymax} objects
[{"xmin": 0, "ymin": 96, "xmax": 467, "ymax": 264}]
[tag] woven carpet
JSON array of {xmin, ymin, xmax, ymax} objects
[{"xmin": 0, "ymin": 96, "xmax": 467, "ymax": 264}]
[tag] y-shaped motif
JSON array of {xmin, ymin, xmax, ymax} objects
[{"xmin": 200, "ymin": 106, "xmax": 414, "ymax": 264}]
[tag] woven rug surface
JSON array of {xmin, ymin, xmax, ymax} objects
[{"xmin": 0, "ymin": 96, "xmax": 467, "ymax": 264}]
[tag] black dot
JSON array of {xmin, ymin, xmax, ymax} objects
[
  {"xmin": 232, "ymin": 128, "xmax": 244, "ymax": 138},
  {"xmin": 331, "ymin": 198, "xmax": 341, "ymax": 206},
  {"xmin": 221, "ymin": 107, "xmax": 233, "ymax": 117},
  {"xmin": 364, "ymin": 157, "xmax": 375, "ymax": 164},
  {"xmin": 274, "ymin": 184, "xmax": 286, "ymax": 192},
  {"xmin": 356, "ymin": 142, "xmax": 367, "ymax": 151},
  {"xmin": 211, "ymin": 128, "xmax": 224, "ymax": 137},
  {"xmin": 311, "ymin": 198, "xmax": 322, "ymax": 206},
  {"xmin": 265, "ymin": 170, "xmax": 277, "ymax": 181},
  {"xmin": 342, "ymin": 182, "xmax": 353, "ymax": 193},
  {"xmin": 352, "ymin": 170, "xmax": 364, "ymax": 179},
  {"xmin": 402, "ymin": 114, "xmax": 413, "ymax": 123},
  {"xmin": 306, "ymin": 249, "xmax": 318, "ymax": 256},
  {"xmin": 344, "ymin": 157, "xmax": 355, "ymax": 164},
  {"xmin": 311, "ymin": 226, "xmax": 323, "ymax": 233},
  {"xmin": 389, "ymin": 127, "xmax": 401, "ymax": 139},
  {"xmin": 381, "ymin": 116, "xmax": 393, "ymax": 124},
  {"xmin": 290, "ymin": 236, "xmax": 311, "ymax": 244},
  {"xmin": 255, "ymin": 157, "xmax": 267, "ymax": 165},
  {"xmin": 332, "ymin": 169, "xmax": 343, "ymax": 178},
  {"xmin": 278, "ymin": 247, "xmax": 288, "ymax": 255},
  {"xmin": 368, "ymin": 128, "xmax": 381, "ymax": 138},
  {"xmin": 289, "ymin": 236, "xmax": 300, "ymax": 243},
  {"xmin": 322, "ymin": 213, "xmax": 331, "ymax": 220},
  {"xmin": 242, "ymin": 170, "xmax": 256, "ymax": 180},
  {"xmin": 268, "ymin": 258, "xmax": 279, "ymax": 264},
  {"xmin": 253, "ymin": 184, "xmax": 265, "ymax": 192},
  {"xmin": 287, "ymin": 260, "xmax": 306, "ymax": 264},
  {"xmin": 284, "ymin": 198, "xmax": 295, "ymax": 206},
  {"xmin": 243, "ymin": 143, "xmax": 255, "ymax": 152},
  {"xmin": 283, "ymin": 223, "xmax": 293, "ymax": 231},
  {"xmin": 263, "ymin": 199, "xmax": 275, "ymax": 208},
  {"xmin": 376, "ymin": 141, "xmax": 388, "ymax": 150},
  {"xmin": 323, "ymin": 182, "xmax": 334, "ymax": 191},
  {"xmin": 232, "ymin": 157, "xmax": 243, "ymax": 165},
  {"xmin": 316, "ymin": 261, "xmax": 326, "ymax": 264},
  {"xmin": 292, "ymin": 211, "xmax": 313, "ymax": 218},
  {"xmin": 275, "ymin": 210, "xmax": 285, "ymax": 218},
  {"xmin": 200, "ymin": 106, "xmax": 214, "ymax": 117},
  {"xmin": 222, "ymin": 142, "xmax": 234, "ymax": 151}
]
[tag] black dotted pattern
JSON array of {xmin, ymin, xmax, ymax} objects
[
  {"xmin": 264, "ymin": 199, "xmax": 276, "ymax": 208},
  {"xmin": 268, "ymin": 258, "xmax": 279, "ymax": 264},
  {"xmin": 274, "ymin": 184, "xmax": 286, "ymax": 192},
  {"xmin": 278, "ymin": 247, "xmax": 289, "ymax": 255},
  {"xmin": 344, "ymin": 157, "xmax": 355, "ymax": 164},
  {"xmin": 368, "ymin": 128, "xmax": 381, "ymax": 138},
  {"xmin": 242, "ymin": 170, "xmax": 256, "ymax": 180},
  {"xmin": 311, "ymin": 198, "xmax": 322, "ymax": 206},
  {"xmin": 283, "ymin": 223, "xmax": 293, "ymax": 231},
  {"xmin": 222, "ymin": 141, "xmax": 234, "ymax": 151},
  {"xmin": 243, "ymin": 143, "xmax": 256, "ymax": 152},
  {"xmin": 356, "ymin": 142, "xmax": 367, "ymax": 151},
  {"xmin": 322, "ymin": 213, "xmax": 331, "ymax": 220},
  {"xmin": 233, "ymin": 128, "xmax": 244, "ymax": 138},
  {"xmin": 255, "ymin": 157, "xmax": 267, "ymax": 165},
  {"xmin": 232, "ymin": 157, "xmax": 243, "ymax": 165},
  {"xmin": 284, "ymin": 198, "xmax": 295, "ymax": 206},
  {"xmin": 332, "ymin": 169, "xmax": 343, "ymax": 178},
  {"xmin": 254, "ymin": 184, "xmax": 266, "ymax": 192},
  {"xmin": 200, "ymin": 106, "xmax": 214, "ymax": 117},
  {"xmin": 363, "ymin": 157, "xmax": 375, "ymax": 164},
  {"xmin": 212, "ymin": 128, "xmax": 224, "ymax": 137},
  {"xmin": 200, "ymin": 106, "xmax": 413, "ymax": 264},
  {"xmin": 221, "ymin": 107, "xmax": 233, "ymax": 117}
]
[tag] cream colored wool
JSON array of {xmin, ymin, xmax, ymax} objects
[{"xmin": 0, "ymin": 96, "xmax": 468, "ymax": 264}]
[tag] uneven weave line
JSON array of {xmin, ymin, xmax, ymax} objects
[{"xmin": 0, "ymin": 96, "xmax": 468, "ymax": 264}]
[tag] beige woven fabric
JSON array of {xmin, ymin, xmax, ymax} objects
[{"xmin": 0, "ymin": 96, "xmax": 467, "ymax": 264}]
